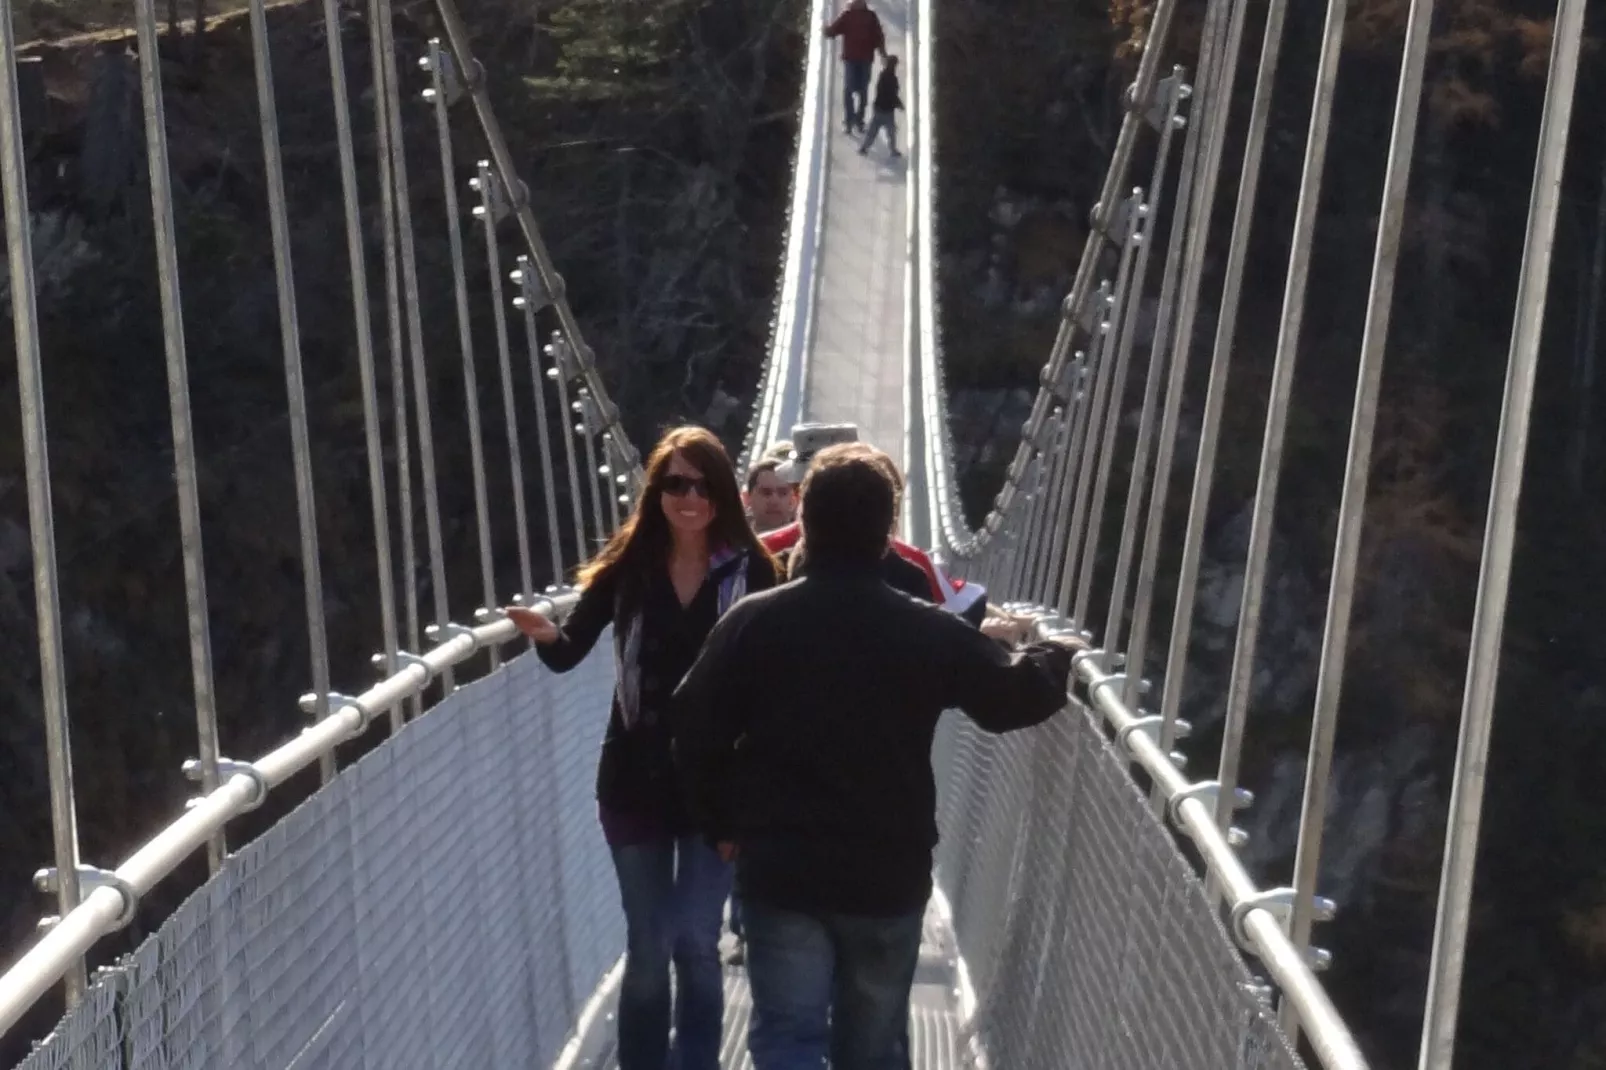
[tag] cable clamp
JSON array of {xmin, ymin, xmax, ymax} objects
[
  {"xmin": 34, "ymin": 865, "xmax": 139, "ymax": 931},
  {"xmin": 182, "ymin": 757, "xmax": 268, "ymax": 812}
]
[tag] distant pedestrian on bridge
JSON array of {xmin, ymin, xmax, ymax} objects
[
  {"xmin": 858, "ymin": 55, "xmax": 904, "ymax": 159},
  {"xmin": 508, "ymin": 425, "xmax": 778, "ymax": 1070},
  {"xmin": 673, "ymin": 445, "xmax": 1081, "ymax": 1070},
  {"xmin": 825, "ymin": 0, "xmax": 887, "ymax": 135}
]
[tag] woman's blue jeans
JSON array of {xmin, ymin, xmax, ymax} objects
[{"xmin": 610, "ymin": 837, "xmax": 733, "ymax": 1070}]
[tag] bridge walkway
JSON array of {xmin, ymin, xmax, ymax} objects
[
  {"xmin": 801, "ymin": 0, "xmax": 911, "ymax": 464},
  {"xmin": 579, "ymin": 1, "xmax": 961, "ymax": 1063}
]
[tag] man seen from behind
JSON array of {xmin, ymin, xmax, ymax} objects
[
  {"xmin": 824, "ymin": 0, "xmax": 886, "ymax": 135},
  {"xmin": 673, "ymin": 446, "xmax": 1081, "ymax": 1070}
]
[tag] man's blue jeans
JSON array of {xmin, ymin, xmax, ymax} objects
[
  {"xmin": 842, "ymin": 59, "xmax": 872, "ymax": 129},
  {"xmin": 743, "ymin": 898, "xmax": 923, "ymax": 1070},
  {"xmin": 610, "ymin": 838, "xmax": 732, "ymax": 1070}
]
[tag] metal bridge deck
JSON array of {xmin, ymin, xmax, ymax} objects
[{"xmin": 802, "ymin": 0, "xmax": 912, "ymax": 466}]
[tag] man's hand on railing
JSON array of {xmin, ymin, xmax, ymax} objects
[
  {"xmin": 980, "ymin": 613, "xmax": 1032, "ymax": 645},
  {"xmin": 506, "ymin": 605, "xmax": 560, "ymax": 644}
]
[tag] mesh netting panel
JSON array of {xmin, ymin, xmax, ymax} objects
[
  {"xmin": 933, "ymin": 704, "xmax": 1305, "ymax": 1070},
  {"xmin": 10, "ymin": 646, "xmax": 622, "ymax": 1070},
  {"xmin": 14, "ymin": 975, "xmax": 123, "ymax": 1070}
]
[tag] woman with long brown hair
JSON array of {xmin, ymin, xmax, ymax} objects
[{"xmin": 507, "ymin": 425, "xmax": 777, "ymax": 1070}]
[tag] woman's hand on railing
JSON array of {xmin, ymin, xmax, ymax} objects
[{"xmin": 506, "ymin": 605, "xmax": 560, "ymax": 644}]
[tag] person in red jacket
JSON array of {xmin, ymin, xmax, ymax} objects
[
  {"xmin": 767, "ymin": 431, "xmax": 990, "ymax": 623},
  {"xmin": 824, "ymin": 0, "xmax": 886, "ymax": 135}
]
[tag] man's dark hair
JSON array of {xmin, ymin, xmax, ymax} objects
[
  {"xmin": 799, "ymin": 444, "xmax": 894, "ymax": 565},
  {"xmin": 746, "ymin": 458, "xmax": 781, "ymax": 492}
]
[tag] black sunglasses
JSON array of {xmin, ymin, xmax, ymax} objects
[{"xmin": 660, "ymin": 474, "xmax": 711, "ymax": 499}]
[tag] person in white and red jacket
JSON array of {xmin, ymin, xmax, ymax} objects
[{"xmin": 767, "ymin": 429, "xmax": 989, "ymax": 625}]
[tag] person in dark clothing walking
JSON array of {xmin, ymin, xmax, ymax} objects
[
  {"xmin": 858, "ymin": 55, "xmax": 903, "ymax": 158},
  {"xmin": 507, "ymin": 425, "xmax": 778, "ymax": 1070},
  {"xmin": 824, "ymin": 0, "xmax": 886, "ymax": 134},
  {"xmin": 672, "ymin": 445, "xmax": 1080, "ymax": 1070}
]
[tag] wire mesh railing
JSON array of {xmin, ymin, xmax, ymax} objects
[
  {"xmin": 13, "ymin": 647, "xmax": 621, "ymax": 1070},
  {"xmin": 933, "ymin": 700, "xmax": 1300, "ymax": 1070},
  {"xmin": 911, "ymin": 0, "xmax": 1589, "ymax": 1065},
  {"xmin": 0, "ymin": 0, "xmax": 638, "ymax": 1041}
]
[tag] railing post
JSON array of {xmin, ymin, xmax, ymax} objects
[
  {"xmin": 1213, "ymin": 0, "xmax": 1341, "ymax": 860},
  {"xmin": 133, "ymin": 0, "xmax": 226, "ymax": 865},
  {"xmin": 368, "ymin": 0, "xmax": 421, "ymax": 724},
  {"xmin": 474, "ymin": 161, "xmax": 538, "ymax": 602},
  {"xmin": 1283, "ymin": 0, "xmax": 1438, "ymax": 1041},
  {"xmin": 0, "ymin": 0, "xmax": 86, "ymax": 1002},
  {"xmin": 249, "ymin": 0, "xmax": 337, "ymax": 782},
  {"xmin": 1416, "ymin": 1, "xmax": 1586, "ymax": 1064},
  {"xmin": 376, "ymin": 0, "xmax": 455, "ymax": 694},
  {"xmin": 424, "ymin": 40, "xmax": 500, "ymax": 669}
]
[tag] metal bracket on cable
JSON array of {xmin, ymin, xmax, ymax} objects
[
  {"xmin": 513, "ymin": 589, "xmax": 565, "ymax": 615},
  {"xmin": 300, "ymin": 691, "xmax": 375, "ymax": 733},
  {"xmin": 1043, "ymin": 349, "xmax": 1088, "ymax": 404},
  {"xmin": 545, "ymin": 331, "xmax": 580, "ymax": 382},
  {"xmin": 511, "ymin": 256, "xmax": 558, "ymax": 310},
  {"xmin": 1091, "ymin": 673, "xmax": 1174, "ymax": 719},
  {"xmin": 181, "ymin": 758, "xmax": 268, "ymax": 812},
  {"xmin": 1229, "ymin": 888, "xmax": 1336, "ymax": 971},
  {"xmin": 575, "ymin": 388, "xmax": 610, "ymax": 436},
  {"xmin": 425, "ymin": 622, "xmax": 478, "ymax": 648},
  {"xmin": 373, "ymin": 650, "xmax": 432, "ymax": 678},
  {"xmin": 1112, "ymin": 713, "xmax": 1192, "ymax": 749},
  {"xmin": 604, "ymin": 433, "xmax": 635, "ymax": 502},
  {"xmin": 1091, "ymin": 190, "xmax": 1144, "ymax": 248},
  {"xmin": 418, "ymin": 40, "xmax": 483, "ymax": 106},
  {"xmin": 1167, "ymin": 779, "xmax": 1254, "ymax": 822},
  {"xmin": 470, "ymin": 161, "xmax": 528, "ymax": 226},
  {"xmin": 473, "ymin": 607, "xmax": 508, "ymax": 627},
  {"xmin": 1146, "ymin": 68, "xmax": 1192, "ymax": 132},
  {"xmin": 1077, "ymin": 279, "xmax": 1113, "ymax": 335},
  {"xmin": 1167, "ymin": 781, "xmax": 1251, "ymax": 848},
  {"xmin": 34, "ymin": 865, "xmax": 138, "ymax": 932}
]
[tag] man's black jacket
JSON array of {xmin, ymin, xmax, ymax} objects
[{"xmin": 671, "ymin": 559, "xmax": 1072, "ymax": 917}]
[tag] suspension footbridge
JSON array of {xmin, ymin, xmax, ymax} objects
[{"xmin": 0, "ymin": 0, "xmax": 1588, "ymax": 1067}]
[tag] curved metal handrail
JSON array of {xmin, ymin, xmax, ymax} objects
[
  {"xmin": 739, "ymin": 0, "xmax": 831, "ymax": 471},
  {"xmin": 434, "ymin": 0, "xmax": 644, "ymax": 490},
  {"xmin": 913, "ymin": 0, "xmax": 1186, "ymax": 568},
  {"xmin": 905, "ymin": 0, "xmax": 1369, "ymax": 1063},
  {"xmin": 0, "ymin": 595, "xmax": 580, "ymax": 1038}
]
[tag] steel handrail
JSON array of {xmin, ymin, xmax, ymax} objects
[
  {"xmin": 0, "ymin": 593, "xmax": 580, "ymax": 1039},
  {"xmin": 741, "ymin": 0, "xmax": 831, "ymax": 470},
  {"xmin": 1065, "ymin": 642, "xmax": 1368, "ymax": 1070}
]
